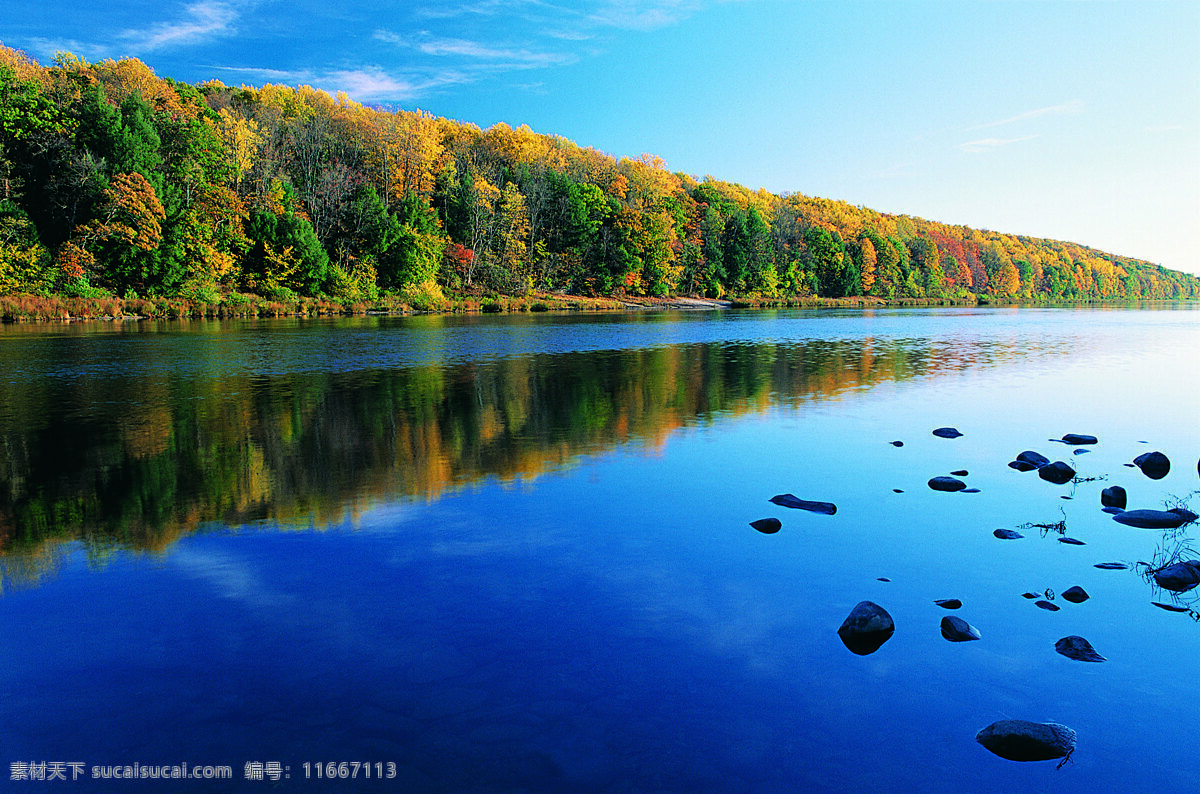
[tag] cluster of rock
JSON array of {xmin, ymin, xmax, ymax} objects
[{"xmin": 752, "ymin": 426, "xmax": 1199, "ymax": 765}]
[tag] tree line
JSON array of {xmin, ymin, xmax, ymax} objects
[{"xmin": 2, "ymin": 46, "xmax": 1197, "ymax": 306}]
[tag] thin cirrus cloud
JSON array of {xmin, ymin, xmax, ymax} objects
[
  {"xmin": 120, "ymin": 0, "xmax": 239, "ymax": 52},
  {"xmin": 965, "ymin": 100, "xmax": 1085, "ymax": 131},
  {"xmin": 958, "ymin": 135, "xmax": 1039, "ymax": 153}
]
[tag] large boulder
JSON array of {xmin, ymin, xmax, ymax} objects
[
  {"xmin": 1055, "ymin": 636, "xmax": 1106, "ymax": 662},
  {"xmin": 976, "ymin": 720, "xmax": 1076, "ymax": 762},
  {"xmin": 928, "ymin": 476, "xmax": 967, "ymax": 492},
  {"xmin": 1152, "ymin": 561, "xmax": 1200, "ymax": 593},
  {"xmin": 1100, "ymin": 486, "xmax": 1127, "ymax": 509},
  {"xmin": 1112, "ymin": 509, "xmax": 1195, "ymax": 530},
  {"xmin": 1060, "ymin": 586, "xmax": 1089, "ymax": 603},
  {"xmin": 749, "ymin": 518, "xmax": 781, "ymax": 534},
  {"xmin": 940, "ymin": 616, "xmax": 981, "ymax": 642},
  {"xmin": 769, "ymin": 494, "xmax": 837, "ymax": 515},
  {"xmin": 837, "ymin": 601, "xmax": 895, "ymax": 655},
  {"xmin": 1016, "ymin": 450, "xmax": 1050, "ymax": 468},
  {"xmin": 1038, "ymin": 461, "xmax": 1075, "ymax": 485},
  {"xmin": 1133, "ymin": 451, "xmax": 1170, "ymax": 480}
]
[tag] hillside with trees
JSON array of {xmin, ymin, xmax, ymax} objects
[{"xmin": 2, "ymin": 46, "xmax": 1197, "ymax": 312}]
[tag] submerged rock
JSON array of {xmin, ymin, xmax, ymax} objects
[
  {"xmin": 837, "ymin": 601, "xmax": 895, "ymax": 655},
  {"xmin": 994, "ymin": 529, "xmax": 1024, "ymax": 540},
  {"xmin": 1061, "ymin": 586, "xmax": 1089, "ymax": 603},
  {"xmin": 940, "ymin": 615, "xmax": 982, "ymax": 642},
  {"xmin": 1101, "ymin": 486, "xmax": 1127, "ymax": 509},
  {"xmin": 951, "ymin": 469, "xmax": 969, "ymax": 476},
  {"xmin": 928, "ymin": 476, "xmax": 967, "ymax": 492},
  {"xmin": 1152, "ymin": 561, "xmax": 1200, "ymax": 593},
  {"xmin": 961, "ymin": 488, "xmax": 981, "ymax": 493},
  {"xmin": 1094, "ymin": 562, "xmax": 1129, "ymax": 570},
  {"xmin": 749, "ymin": 518, "xmax": 781, "ymax": 534},
  {"xmin": 877, "ymin": 577, "xmax": 891, "ymax": 582},
  {"xmin": 976, "ymin": 720, "xmax": 1076, "ymax": 762},
  {"xmin": 1055, "ymin": 636, "xmax": 1106, "ymax": 662},
  {"xmin": 1073, "ymin": 449, "xmax": 1090, "ymax": 456},
  {"xmin": 889, "ymin": 440, "xmax": 904, "ymax": 447},
  {"xmin": 934, "ymin": 598, "xmax": 962, "ymax": 609},
  {"xmin": 1060, "ymin": 433, "xmax": 1098, "ymax": 446},
  {"xmin": 932, "ymin": 427, "xmax": 963, "ymax": 439},
  {"xmin": 1021, "ymin": 592, "xmax": 1040, "ymax": 599},
  {"xmin": 892, "ymin": 488, "xmax": 904, "ymax": 493},
  {"xmin": 1035, "ymin": 600, "xmax": 1060, "ymax": 612},
  {"xmin": 1112, "ymin": 509, "xmax": 1193, "ymax": 529},
  {"xmin": 1102, "ymin": 507, "xmax": 1125, "ymax": 515},
  {"xmin": 769, "ymin": 494, "xmax": 837, "ymax": 515},
  {"xmin": 1009, "ymin": 460, "xmax": 1038, "ymax": 472},
  {"xmin": 1151, "ymin": 601, "xmax": 1190, "ymax": 613},
  {"xmin": 1058, "ymin": 537, "xmax": 1086, "ymax": 546},
  {"xmin": 1038, "ymin": 461, "xmax": 1075, "ymax": 485},
  {"xmin": 1133, "ymin": 451, "xmax": 1170, "ymax": 480},
  {"xmin": 1016, "ymin": 450, "xmax": 1051, "ymax": 468}
]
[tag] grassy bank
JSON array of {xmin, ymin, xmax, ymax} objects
[{"xmin": 0, "ymin": 290, "xmax": 1186, "ymax": 323}]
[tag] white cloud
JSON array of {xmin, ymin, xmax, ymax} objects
[
  {"xmin": 958, "ymin": 135, "xmax": 1039, "ymax": 153},
  {"xmin": 589, "ymin": 0, "xmax": 701, "ymax": 30},
  {"xmin": 121, "ymin": 1, "xmax": 239, "ymax": 52},
  {"xmin": 966, "ymin": 100, "xmax": 1085, "ymax": 131}
]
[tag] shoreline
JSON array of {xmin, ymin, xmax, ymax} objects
[{"xmin": 0, "ymin": 290, "xmax": 1192, "ymax": 324}]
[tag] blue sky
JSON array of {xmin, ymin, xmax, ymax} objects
[{"xmin": 4, "ymin": 0, "xmax": 1198, "ymax": 274}]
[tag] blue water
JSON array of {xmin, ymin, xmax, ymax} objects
[{"xmin": 1, "ymin": 306, "xmax": 1198, "ymax": 791}]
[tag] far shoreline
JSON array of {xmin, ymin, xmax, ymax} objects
[{"xmin": 0, "ymin": 290, "xmax": 1195, "ymax": 326}]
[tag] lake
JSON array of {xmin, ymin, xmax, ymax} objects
[{"xmin": 1, "ymin": 305, "xmax": 1198, "ymax": 792}]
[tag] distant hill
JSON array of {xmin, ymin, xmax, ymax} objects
[{"xmin": 2, "ymin": 46, "xmax": 1197, "ymax": 304}]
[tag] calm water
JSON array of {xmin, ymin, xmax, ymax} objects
[{"xmin": 1, "ymin": 306, "xmax": 1198, "ymax": 792}]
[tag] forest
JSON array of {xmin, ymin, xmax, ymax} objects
[{"xmin": 2, "ymin": 45, "xmax": 1198, "ymax": 311}]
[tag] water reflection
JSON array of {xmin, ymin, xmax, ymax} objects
[{"xmin": 0, "ymin": 317, "xmax": 1074, "ymax": 574}]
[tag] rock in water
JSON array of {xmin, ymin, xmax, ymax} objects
[
  {"xmin": 1035, "ymin": 600, "xmax": 1060, "ymax": 611},
  {"xmin": 1060, "ymin": 433, "xmax": 1098, "ymax": 445},
  {"xmin": 993, "ymin": 529, "xmax": 1024, "ymax": 540},
  {"xmin": 1151, "ymin": 602, "xmax": 1190, "ymax": 613},
  {"xmin": 1152, "ymin": 561, "xmax": 1200, "ymax": 593},
  {"xmin": 1008, "ymin": 460, "xmax": 1038, "ymax": 472},
  {"xmin": 934, "ymin": 598, "xmax": 962, "ymax": 609},
  {"xmin": 1061, "ymin": 586, "xmax": 1089, "ymax": 603},
  {"xmin": 1058, "ymin": 537, "xmax": 1086, "ymax": 546},
  {"xmin": 1038, "ymin": 461, "xmax": 1075, "ymax": 485},
  {"xmin": 928, "ymin": 476, "xmax": 967, "ymax": 492},
  {"xmin": 951, "ymin": 469, "xmax": 969, "ymax": 476},
  {"xmin": 1094, "ymin": 562, "xmax": 1129, "ymax": 570},
  {"xmin": 1016, "ymin": 450, "xmax": 1051, "ymax": 468},
  {"xmin": 1133, "ymin": 451, "xmax": 1170, "ymax": 480},
  {"xmin": 976, "ymin": 720, "xmax": 1077, "ymax": 762},
  {"xmin": 1100, "ymin": 486, "xmax": 1127, "ymax": 509},
  {"xmin": 768, "ymin": 494, "xmax": 837, "ymax": 515},
  {"xmin": 837, "ymin": 601, "xmax": 895, "ymax": 655},
  {"xmin": 940, "ymin": 616, "xmax": 982, "ymax": 642},
  {"xmin": 1055, "ymin": 636, "xmax": 1106, "ymax": 662},
  {"xmin": 932, "ymin": 427, "xmax": 963, "ymax": 439},
  {"xmin": 749, "ymin": 518, "xmax": 781, "ymax": 534},
  {"xmin": 1112, "ymin": 509, "xmax": 1192, "ymax": 529},
  {"xmin": 889, "ymin": 440, "xmax": 904, "ymax": 447}
]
